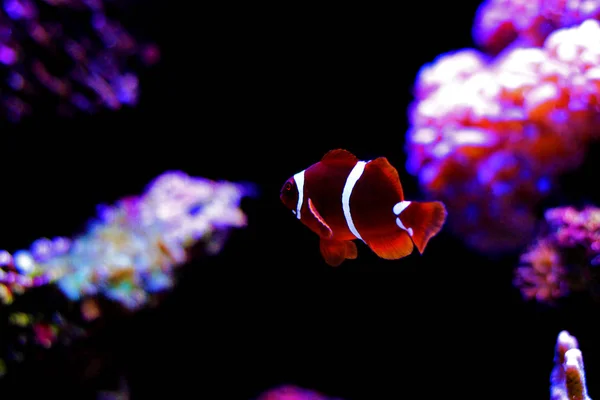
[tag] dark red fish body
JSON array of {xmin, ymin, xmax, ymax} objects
[
  {"xmin": 280, "ymin": 149, "xmax": 447, "ymax": 266},
  {"xmin": 303, "ymin": 160, "xmax": 356, "ymax": 241}
]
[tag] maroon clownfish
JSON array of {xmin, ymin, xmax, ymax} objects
[{"xmin": 280, "ymin": 149, "xmax": 447, "ymax": 266}]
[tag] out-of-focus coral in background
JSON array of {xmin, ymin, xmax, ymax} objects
[
  {"xmin": 551, "ymin": 330, "xmax": 591, "ymax": 400},
  {"xmin": 2, "ymin": 0, "xmax": 600, "ymax": 397},
  {"xmin": 515, "ymin": 205, "xmax": 600, "ymax": 303},
  {"xmin": 0, "ymin": 171, "xmax": 252, "ymax": 379},
  {"xmin": 406, "ymin": 0, "xmax": 600, "ymax": 253},
  {"xmin": 0, "ymin": 0, "xmax": 159, "ymax": 122},
  {"xmin": 256, "ymin": 385, "xmax": 343, "ymax": 400},
  {"xmin": 473, "ymin": 0, "xmax": 600, "ymax": 54}
]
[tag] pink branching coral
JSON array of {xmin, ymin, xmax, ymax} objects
[
  {"xmin": 0, "ymin": 171, "xmax": 254, "ymax": 378},
  {"xmin": 514, "ymin": 205, "xmax": 600, "ymax": 303},
  {"xmin": 256, "ymin": 385, "xmax": 342, "ymax": 400},
  {"xmin": 546, "ymin": 205, "xmax": 600, "ymax": 265},
  {"xmin": 550, "ymin": 330, "xmax": 591, "ymax": 400},
  {"xmin": 473, "ymin": 0, "xmax": 600, "ymax": 55},
  {"xmin": 514, "ymin": 239, "xmax": 568, "ymax": 303},
  {"xmin": 406, "ymin": 19, "xmax": 600, "ymax": 253}
]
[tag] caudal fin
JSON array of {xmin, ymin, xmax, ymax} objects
[{"xmin": 396, "ymin": 201, "xmax": 447, "ymax": 254}]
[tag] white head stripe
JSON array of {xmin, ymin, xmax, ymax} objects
[
  {"xmin": 342, "ymin": 161, "xmax": 368, "ymax": 241},
  {"xmin": 293, "ymin": 170, "xmax": 305, "ymax": 220}
]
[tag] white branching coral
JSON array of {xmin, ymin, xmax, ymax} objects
[{"xmin": 551, "ymin": 330, "xmax": 592, "ymax": 400}]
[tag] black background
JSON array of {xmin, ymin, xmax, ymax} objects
[{"xmin": 1, "ymin": 1, "xmax": 599, "ymax": 399}]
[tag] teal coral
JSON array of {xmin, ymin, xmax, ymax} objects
[
  {"xmin": 0, "ymin": 171, "xmax": 250, "ymax": 310},
  {"xmin": 0, "ymin": 170, "xmax": 253, "ymax": 379}
]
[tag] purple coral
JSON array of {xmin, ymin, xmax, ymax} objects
[
  {"xmin": 545, "ymin": 206, "xmax": 600, "ymax": 265},
  {"xmin": 514, "ymin": 205, "xmax": 600, "ymax": 303},
  {"xmin": 0, "ymin": 0, "xmax": 159, "ymax": 121},
  {"xmin": 550, "ymin": 330, "xmax": 591, "ymax": 400},
  {"xmin": 514, "ymin": 239, "xmax": 568, "ymax": 303},
  {"xmin": 257, "ymin": 385, "xmax": 342, "ymax": 400}
]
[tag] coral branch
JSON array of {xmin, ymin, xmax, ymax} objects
[
  {"xmin": 514, "ymin": 239, "xmax": 568, "ymax": 303},
  {"xmin": 551, "ymin": 331, "xmax": 591, "ymax": 400}
]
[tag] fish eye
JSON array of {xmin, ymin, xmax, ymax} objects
[{"xmin": 284, "ymin": 182, "xmax": 292, "ymax": 191}]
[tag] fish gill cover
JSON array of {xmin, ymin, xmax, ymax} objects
[
  {"xmin": 0, "ymin": 171, "xmax": 252, "ymax": 380},
  {"xmin": 406, "ymin": 1, "xmax": 600, "ymax": 254}
]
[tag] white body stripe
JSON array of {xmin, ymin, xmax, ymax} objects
[
  {"xmin": 293, "ymin": 170, "xmax": 305, "ymax": 220},
  {"xmin": 342, "ymin": 161, "xmax": 369, "ymax": 241},
  {"xmin": 393, "ymin": 201, "xmax": 413, "ymax": 236}
]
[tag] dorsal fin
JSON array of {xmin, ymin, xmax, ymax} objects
[
  {"xmin": 321, "ymin": 149, "xmax": 359, "ymax": 166},
  {"xmin": 366, "ymin": 156, "xmax": 404, "ymax": 200}
]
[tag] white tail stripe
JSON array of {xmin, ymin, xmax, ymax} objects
[
  {"xmin": 342, "ymin": 161, "xmax": 368, "ymax": 241},
  {"xmin": 393, "ymin": 201, "xmax": 411, "ymax": 216},
  {"xmin": 396, "ymin": 218, "xmax": 413, "ymax": 237},
  {"xmin": 394, "ymin": 201, "xmax": 413, "ymax": 236},
  {"xmin": 293, "ymin": 170, "xmax": 305, "ymax": 220}
]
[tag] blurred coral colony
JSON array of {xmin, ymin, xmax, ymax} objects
[
  {"xmin": 0, "ymin": 0, "xmax": 253, "ymax": 390},
  {"xmin": 404, "ymin": 0, "xmax": 600, "ymax": 398},
  {"xmin": 256, "ymin": 385, "xmax": 343, "ymax": 400},
  {"xmin": 0, "ymin": 171, "xmax": 252, "ymax": 379},
  {"xmin": 407, "ymin": 0, "xmax": 600, "ymax": 254},
  {"xmin": 0, "ymin": 0, "xmax": 160, "ymax": 121}
]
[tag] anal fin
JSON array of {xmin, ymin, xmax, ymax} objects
[
  {"xmin": 320, "ymin": 239, "xmax": 358, "ymax": 267},
  {"xmin": 365, "ymin": 231, "xmax": 414, "ymax": 260}
]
